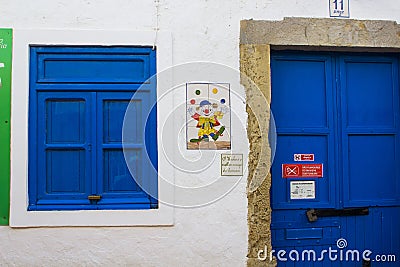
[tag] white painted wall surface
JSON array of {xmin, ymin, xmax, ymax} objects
[{"xmin": 0, "ymin": 0, "xmax": 400, "ymax": 266}]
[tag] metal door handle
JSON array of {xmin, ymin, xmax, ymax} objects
[{"xmin": 306, "ymin": 207, "xmax": 369, "ymax": 222}]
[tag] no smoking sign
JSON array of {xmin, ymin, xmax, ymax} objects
[{"xmin": 282, "ymin": 164, "xmax": 323, "ymax": 178}]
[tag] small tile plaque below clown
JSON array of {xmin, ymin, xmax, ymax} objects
[{"xmin": 186, "ymin": 83, "xmax": 231, "ymax": 150}]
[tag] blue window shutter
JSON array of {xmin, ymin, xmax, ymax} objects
[
  {"xmin": 30, "ymin": 93, "xmax": 94, "ymax": 210},
  {"xmin": 96, "ymin": 92, "xmax": 153, "ymax": 209},
  {"xmin": 29, "ymin": 46, "xmax": 158, "ymax": 210}
]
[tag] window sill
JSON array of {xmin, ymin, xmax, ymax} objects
[{"xmin": 10, "ymin": 204, "xmax": 173, "ymax": 227}]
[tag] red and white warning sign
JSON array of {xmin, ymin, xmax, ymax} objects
[
  {"xmin": 294, "ymin": 154, "xmax": 314, "ymax": 161},
  {"xmin": 282, "ymin": 163, "xmax": 323, "ymax": 178}
]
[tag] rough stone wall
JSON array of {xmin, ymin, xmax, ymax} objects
[
  {"xmin": 240, "ymin": 17, "xmax": 400, "ymax": 267},
  {"xmin": 240, "ymin": 44, "xmax": 275, "ymax": 267}
]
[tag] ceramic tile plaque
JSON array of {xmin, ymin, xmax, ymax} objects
[{"xmin": 186, "ymin": 83, "xmax": 231, "ymax": 150}]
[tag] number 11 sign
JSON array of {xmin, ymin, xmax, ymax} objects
[{"xmin": 329, "ymin": 0, "xmax": 349, "ymax": 18}]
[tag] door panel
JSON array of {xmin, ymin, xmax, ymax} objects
[
  {"xmin": 342, "ymin": 59, "xmax": 396, "ymax": 128},
  {"xmin": 347, "ymin": 135, "xmax": 397, "ymax": 204},
  {"xmin": 273, "ymin": 135, "xmax": 333, "ymax": 209},
  {"xmin": 340, "ymin": 56, "xmax": 400, "ymax": 207},
  {"xmin": 271, "ymin": 54, "xmax": 336, "ymax": 212},
  {"xmin": 271, "ymin": 56, "xmax": 331, "ymax": 129},
  {"xmin": 340, "ymin": 207, "xmax": 400, "ymax": 267}
]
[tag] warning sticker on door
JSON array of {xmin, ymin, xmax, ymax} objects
[
  {"xmin": 294, "ymin": 154, "xmax": 314, "ymax": 161},
  {"xmin": 290, "ymin": 181, "xmax": 315, "ymax": 199},
  {"xmin": 282, "ymin": 164, "xmax": 323, "ymax": 178}
]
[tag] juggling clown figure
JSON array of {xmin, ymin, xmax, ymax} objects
[{"xmin": 187, "ymin": 100, "xmax": 229, "ymax": 142}]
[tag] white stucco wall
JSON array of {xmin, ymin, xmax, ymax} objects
[{"xmin": 0, "ymin": 0, "xmax": 400, "ymax": 266}]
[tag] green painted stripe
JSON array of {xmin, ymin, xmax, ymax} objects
[{"xmin": 0, "ymin": 29, "xmax": 12, "ymax": 225}]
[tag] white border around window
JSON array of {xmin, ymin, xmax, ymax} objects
[{"xmin": 10, "ymin": 29, "xmax": 174, "ymax": 227}]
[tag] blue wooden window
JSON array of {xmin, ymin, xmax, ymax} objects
[{"xmin": 28, "ymin": 46, "xmax": 158, "ymax": 210}]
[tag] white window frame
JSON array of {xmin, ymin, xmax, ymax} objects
[{"xmin": 10, "ymin": 29, "xmax": 174, "ymax": 227}]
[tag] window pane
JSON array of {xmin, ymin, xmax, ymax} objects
[
  {"xmin": 103, "ymin": 100, "xmax": 144, "ymax": 143},
  {"xmin": 46, "ymin": 100, "xmax": 85, "ymax": 143},
  {"xmin": 103, "ymin": 149, "xmax": 142, "ymax": 192},
  {"xmin": 46, "ymin": 150, "xmax": 86, "ymax": 193}
]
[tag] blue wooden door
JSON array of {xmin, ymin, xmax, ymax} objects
[{"xmin": 271, "ymin": 52, "xmax": 400, "ymax": 266}]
